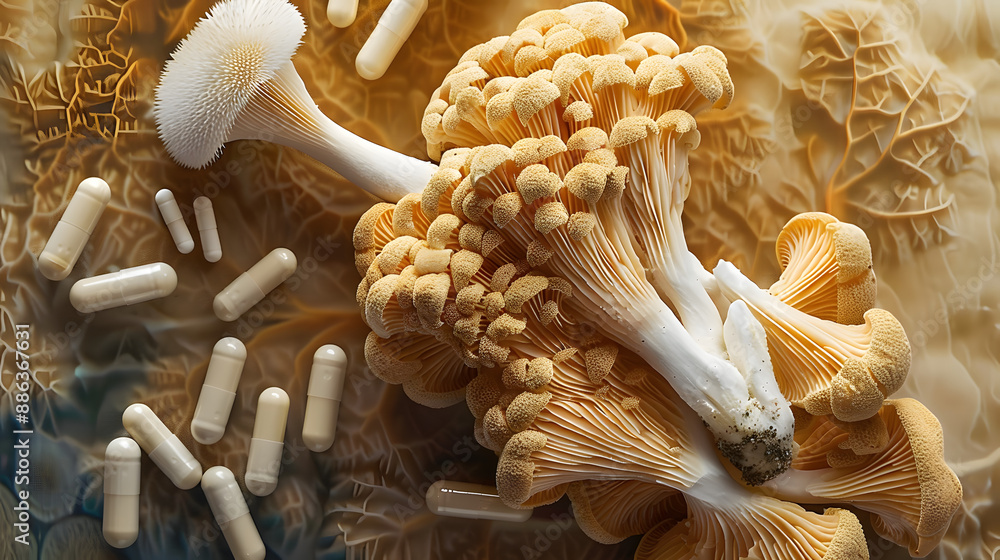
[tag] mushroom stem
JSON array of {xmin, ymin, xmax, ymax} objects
[{"xmin": 227, "ymin": 62, "xmax": 438, "ymax": 201}]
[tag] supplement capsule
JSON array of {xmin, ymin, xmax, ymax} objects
[
  {"xmin": 355, "ymin": 0, "xmax": 428, "ymax": 80},
  {"xmin": 122, "ymin": 403, "xmax": 202, "ymax": 490},
  {"xmin": 155, "ymin": 189, "xmax": 194, "ymax": 254},
  {"xmin": 214, "ymin": 248, "xmax": 297, "ymax": 322},
  {"xmin": 327, "ymin": 0, "xmax": 358, "ymax": 27},
  {"xmin": 426, "ymin": 481, "xmax": 532, "ymax": 522},
  {"xmin": 103, "ymin": 437, "xmax": 140, "ymax": 548},
  {"xmin": 245, "ymin": 387, "xmax": 289, "ymax": 496},
  {"xmin": 302, "ymin": 345, "xmax": 347, "ymax": 452},
  {"xmin": 38, "ymin": 177, "xmax": 112, "ymax": 281},
  {"xmin": 191, "ymin": 337, "xmax": 247, "ymax": 444},
  {"xmin": 193, "ymin": 197, "xmax": 222, "ymax": 262},
  {"xmin": 69, "ymin": 262, "xmax": 177, "ymax": 313},
  {"xmin": 202, "ymin": 467, "xmax": 265, "ymax": 560}
]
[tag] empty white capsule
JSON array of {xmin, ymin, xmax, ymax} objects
[
  {"xmin": 103, "ymin": 437, "xmax": 140, "ymax": 548},
  {"xmin": 155, "ymin": 189, "xmax": 194, "ymax": 254},
  {"xmin": 69, "ymin": 262, "xmax": 177, "ymax": 313},
  {"xmin": 355, "ymin": 0, "xmax": 428, "ymax": 80},
  {"xmin": 191, "ymin": 337, "xmax": 247, "ymax": 445},
  {"xmin": 202, "ymin": 467, "xmax": 265, "ymax": 560},
  {"xmin": 327, "ymin": 0, "xmax": 358, "ymax": 27},
  {"xmin": 122, "ymin": 403, "xmax": 202, "ymax": 490},
  {"xmin": 193, "ymin": 196, "xmax": 222, "ymax": 262},
  {"xmin": 302, "ymin": 345, "xmax": 347, "ymax": 452},
  {"xmin": 426, "ymin": 481, "xmax": 532, "ymax": 522},
  {"xmin": 245, "ymin": 387, "xmax": 289, "ymax": 496},
  {"xmin": 214, "ymin": 248, "xmax": 297, "ymax": 322},
  {"xmin": 38, "ymin": 177, "xmax": 111, "ymax": 281}
]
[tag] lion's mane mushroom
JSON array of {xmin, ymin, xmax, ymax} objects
[{"xmin": 154, "ymin": 0, "xmax": 438, "ymax": 200}]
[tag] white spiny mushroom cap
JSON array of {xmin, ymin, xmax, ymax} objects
[{"xmin": 154, "ymin": 0, "xmax": 306, "ymax": 168}]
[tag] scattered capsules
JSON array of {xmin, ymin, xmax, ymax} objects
[
  {"xmin": 214, "ymin": 248, "xmax": 297, "ymax": 322},
  {"xmin": 69, "ymin": 262, "xmax": 177, "ymax": 313},
  {"xmin": 302, "ymin": 345, "xmax": 347, "ymax": 452},
  {"xmin": 122, "ymin": 403, "xmax": 202, "ymax": 490},
  {"xmin": 191, "ymin": 337, "xmax": 247, "ymax": 445},
  {"xmin": 193, "ymin": 196, "xmax": 222, "ymax": 262},
  {"xmin": 202, "ymin": 467, "xmax": 266, "ymax": 560},
  {"xmin": 103, "ymin": 437, "xmax": 141, "ymax": 548},
  {"xmin": 155, "ymin": 189, "xmax": 194, "ymax": 254},
  {"xmin": 425, "ymin": 481, "xmax": 533, "ymax": 522},
  {"xmin": 355, "ymin": 0, "xmax": 428, "ymax": 80},
  {"xmin": 38, "ymin": 177, "xmax": 111, "ymax": 281},
  {"xmin": 245, "ymin": 387, "xmax": 289, "ymax": 496},
  {"xmin": 327, "ymin": 0, "xmax": 358, "ymax": 27}
]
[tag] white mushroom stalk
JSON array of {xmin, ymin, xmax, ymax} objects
[{"xmin": 154, "ymin": 0, "xmax": 438, "ymax": 201}]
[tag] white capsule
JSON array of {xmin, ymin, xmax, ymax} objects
[
  {"xmin": 155, "ymin": 189, "xmax": 194, "ymax": 254},
  {"xmin": 245, "ymin": 387, "xmax": 289, "ymax": 496},
  {"xmin": 193, "ymin": 196, "xmax": 222, "ymax": 262},
  {"xmin": 355, "ymin": 0, "xmax": 428, "ymax": 80},
  {"xmin": 214, "ymin": 248, "xmax": 297, "ymax": 322},
  {"xmin": 38, "ymin": 177, "xmax": 112, "ymax": 281},
  {"xmin": 302, "ymin": 345, "xmax": 347, "ymax": 453},
  {"xmin": 122, "ymin": 403, "xmax": 202, "ymax": 490},
  {"xmin": 191, "ymin": 337, "xmax": 247, "ymax": 445},
  {"xmin": 426, "ymin": 481, "xmax": 532, "ymax": 522},
  {"xmin": 202, "ymin": 467, "xmax": 265, "ymax": 560},
  {"xmin": 103, "ymin": 437, "xmax": 140, "ymax": 548},
  {"xmin": 69, "ymin": 262, "xmax": 178, "ymax": 313},
  {"xmin": 327, "ymin": 0, "xmax": 358, "ymax": 27}
]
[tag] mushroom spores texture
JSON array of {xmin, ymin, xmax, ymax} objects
[{"xmin": 350, "ymin": 2, "xmax": 962, "ymax": 557}]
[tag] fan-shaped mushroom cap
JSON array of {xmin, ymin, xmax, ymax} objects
[
  {"xmin": 772, "ymin": 399, "xmax": 962, "ymax": 557},
  {"xmin": 635, "ymin": 498, "xmax": 869, "ymax": 560},
  {"xmin": 715, "ymin": 260, "xmax": 910, "ymax": 423},
  {"xmin": 567, "ymin": 479, "xmax": 686, "ymax": 544},
  {"xmin": 769, "ymin": 212, "xmax": 877, "ymax": 325}
]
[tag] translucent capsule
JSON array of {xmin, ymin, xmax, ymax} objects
[
  {"xmin": 103, "ymin": 437, "xmax": 140, "ymax": 548},
  {"xmin": 38, "ymin": 177, "xmax": 111, "ymax": 281},
  {"xmin": 355, "ymin": 0, "xmax": 428, "ymax": 80},
  {"xmin": 122, "ymin": 403, "xmax": 202, "ymax": 489},
  {"xmin": 155, "ymin": 189, "xmax": 194, "ymax": 254},
  {"xmin": 214, "ymin": 248, "xmax": 297, "ymax": 322},
  {"xmin": 245, "ymin": 387, "xmax": 289, "ymax": 496},
  {"xmin": 202, "ymin": 467, "xmax": 265, "ymax": 560},
  {"xmin": 69, "ymin": 262, "xmax": 177, "ymax": 313},
  {"xmin": 327, "ymin": 0, "xmax": 358, "ymax": 27},
  {"xmin": 302, "ymin": 345, "xmax": 347, "ymax": 452},
  {"xmin": 193, "ymin": 196, "xmax": 222, "ymax": 262},
  {"xmin": 426, "ymin": 481, "xmax": 532, "ymax": 522},
  {"xmin": 191, "ymin": 337, "xmax": 247, "ymax": 444}
]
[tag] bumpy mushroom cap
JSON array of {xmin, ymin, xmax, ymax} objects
[
  {"xmin": 769, "ymin": 212, "xmax": 877, "ymax": 325},
  {"xmin": 715, "ymin": 259, "xmax": 910, "ymax": 423},
  {"xmin": 771, "ymin": 399, "xmax": 962, "ymax": 557}
]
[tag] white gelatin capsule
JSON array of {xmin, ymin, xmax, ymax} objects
[
  {"xmin": 214, "ymin": 248, "xmax": 297, "ymax": 322},
  {"xmin": 355, "ymin": 0, "xmax": 428, "ymax": 80},
  {"xmin": 155, "ymin": 189, "xmax": 194, "ymax": 254},
  {"xmin": 69, "ymin": 262, "xmax": 178, "ymax": 313},
  {"xmin": 193, "ymin": 197, "xmax": 222, "ymax": 262},
  {"xmin": 327, "ymin": 0, "xmax": 358, "ymax": 27},
  {"xmin": 103, "ymin": 437, "xmax": 140, "ymax": 548},
  {"xmin": 426, "ymin": 481, "xmax": 533, "ymax": 522},
  {"xmin": 122, "ymin": 403, "xmax": 202, "ymax": 490},
  {"xmin": 38, "ymin": 177, "xmax": 112, "ymax": 281},
  {"xmin": 302, "ymin": 345, "xmax": 347, "ymax": 452},
  {"xmin": 191, "ymin": 337, "xmax": 247, "ymax": 444},
  {"xmin": 202, "ymin": 467, "xmax": 265, "ymax": 560},
  {"xmin": 245, "ymin": 387, "xmax": 289, "ymax": 496}
]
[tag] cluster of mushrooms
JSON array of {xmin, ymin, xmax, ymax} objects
[{"xmin": 154, "ymin": 0, "xmax": 962, "ymax": 557}]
